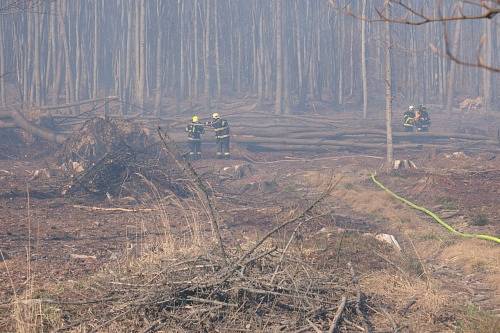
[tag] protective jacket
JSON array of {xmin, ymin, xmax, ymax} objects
[
  {"xmin": 209, "ymin": 118, "xmax": 230, "ymax": 140},
  {"xmin": 403, "ymin": 111, "xmax": 415, "ymax": 128},
  {"xmin": 186, "ymin": 122, "xmax": 205, "ymax": 140}
]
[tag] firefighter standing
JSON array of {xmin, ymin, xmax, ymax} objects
[
  {"xmin": 186, "ymin": 115, "xmax": 205, "ymax": 160},
  {"xmin": 403, "ymin": 105, "xmax": 416, "ymax": 132},
  {"xmin": 206, "ymin": 112, "xmax": 230, "ymax": 159},
  {"xmin": 414, "ymin": 105, "xmax": 431, "ymax": 132}
]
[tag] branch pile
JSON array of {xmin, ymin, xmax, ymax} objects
[{"xmin": 50, "ymin": 240, "xmax": 376, "ymax": 332}]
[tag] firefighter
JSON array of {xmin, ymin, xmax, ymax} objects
[
  {"xmin": 414, "ymin": 105, "xmax": 431, "ymax": 132},
  {"xmin": 206, "ymin": 112, "xmax": 230, "ymax": 159},
  {"xmin": 185, "ymin": 115, "xmax": 205, "ymax": 160},
  {"xmin": 403, "ymin": 105, "xmax": 416, "ymax": 132}
]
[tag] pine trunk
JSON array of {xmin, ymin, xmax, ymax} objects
[
  {"xmin": 274, "ymin": 0, "xmax": 283, "ymax": 115},
  {"xmin": 384, "ymin": 0, "xmax": 393, "ymax": 165}
]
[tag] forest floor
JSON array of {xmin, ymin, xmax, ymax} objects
[{"xmin": 0, "ymin": 106, "xmax": 499, "ymax": 332}]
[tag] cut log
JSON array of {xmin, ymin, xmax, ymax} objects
[
  {"xmin": 0, "ymin": 119, "xmax": 16, "ymax": 128},
  {"xmin": 8, "ymin": 108, "xmax": 67, "ymax": 143},
  {"xmin": 37, "ymin": 96, "xmax": 118, "ymax": 112}
]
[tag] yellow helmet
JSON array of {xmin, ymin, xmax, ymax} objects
[
  {"xmin": 212, "ymin": 112, "xmax": 220, "ymax": 120},
  {"xmin": 192, "ymin": 115, "xmax": 199, "ymax": 122}
]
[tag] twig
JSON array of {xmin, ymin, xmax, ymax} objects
[
  {"xmin": 223, "ymin": 174, "xmax": 342, "ymax": 281},
  {"xmin": 72, "ymin": 204, "xmax": 157, "ymax": 212},
  {"xmin": 328, "ymin": 295, "xmax": 347, "ymax": 333},
  {"xmin": 306, "ymin": 319, "xmax": 323, "ymax": 333},
  {"xmin": 270, "ymin": 217, "xmax": 308, "ymax": 284},
  {"xmin": 157, "ymin": 127, "xmax": 228, "ymax": 263},
  {"xmin": 186, "ymin": 296, "xmax": 238, "ymax": 308},
  {"xmin": 343, "ymin": 319, "xmax": 365, "ymax": 332},
  {"xmin": 399, "ymin": 296, "xmax": 417, "ymax": 316},
  {"xmin": 88, "ymin": 309, "xmax": 132, "ymax": 333},
  {"xmin": 348, "ymin": 262, "xmax": 372, "ymax": 333}
]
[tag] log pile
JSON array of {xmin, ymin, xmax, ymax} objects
[{"xmin": 1, "ymin": 99, "xmax": 499, "ymax": 155}]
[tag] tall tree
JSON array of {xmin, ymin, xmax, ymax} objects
[
  {"xmin": 445, "ymin": 2, "xmax": 463, "ymax": 114},
  {"xmin": 361, "ymin": 0, "xmax": 368, "ymax": 119},
  {"xmin": 274, "ymin": 0, "xmax": 283, "ymax": 114},
  {"xmin": 384, "ymin": 0, "xmax": 393, "ymax": 165}
]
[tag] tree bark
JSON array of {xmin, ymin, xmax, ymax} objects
[
  {"xmin": 93, "ymin": 0, "xmax": 100, "ymax": 98},
  {"xmin": 361, "ymin": 0, "xmax": 368, "ymax": 119},
  {"xmin": 483, "ymin": 14, "xmax": 492, "ymax": 112},
  {"xmin": 0, "ymin": 15, "xmax": 5, "ymax": 106},
  {"xmin": 204, "ymin": 0, "xmax": 211, "ymax": 109},
  {"xmin": 214, "ymin": 0, "xmax": 221, "ymax": 99},
  {"xmin": 446, "ymin": 2, "xmax": 463, "ymax": 114},
  {"xmin": 274, "ymin": 0, "xmax": 283, "ymax": 114},
  {"xmin": 154, "ymin": 1, "xmax": 163, "ymax": 115},
  {"xmin": 137, "ymin": 0, "xmax": 146, "ymax": 109},
  {"xmin": 384, "ymin": 0, "xmax": 393, "ymax": 165}
]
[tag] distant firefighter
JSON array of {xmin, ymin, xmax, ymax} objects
[
  {"xmin": 414, "ymin": 105, "xmax": 431, "ymax": 132},
  {"xmin": 403, "ymin": 105, "xmax": 416, "ymax": 132},
  {"xmin": 403, "ymin": 105, "xmax": 431, "ymax": 132},
  {"xmin": 206, "ymin": 112, "xmax": 230, "ymax": 159},
  {"xmin": 185, "ymin": 115, "xmax": 205, "ymax": 160}
]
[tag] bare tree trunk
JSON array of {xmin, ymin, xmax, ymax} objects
[
  {"xmin": 58, "ymin": 1, "xmax": 74, "ymax": 106},
  {"xmin": 124, "ymin": 0, "xmax": 133, "ymax": 113},
  {"xmin": 295, "ymin": 1, "xmax": 304, "ymax": 109},
  {"xmin": 446, "ymin": 2, "xmax": 463, "ymax": 114},
  {"xmin": 361, "ymin": 0, "xmax": 368, "ymax": 119},
  {"xmin": 338, "ymin": 11, "xmax": 344, "ymax": 106},
  {"xmin": 193, "ymin": 0, "xmax": 199, "ymax": 98},
  {"xmin": 178, "ymin": 0, "xmax": 185, "ymax": 102},
  {"xmin": 214, "ymin": 0, "xmax": 221, "ymax": 99},
  {"xmin": 384, "ymin": 0, "xmax": 393, "ymax": 165},
  {"xmin": 483, "ymin": 15, "xmax": 492, "ymax": 112},
  {"xmin": 33, "ymin": 10, "xmax": 41, "ymax": 105},
  {"xmin": 46, "ymin": 1, "xmax": 56, "ymax": 103},
  {"xmin": 93, "ymin": 0, "xmax": 99, "ymax": 98},
  {"xmin": 75, "ymin": 3, "xmax": 82, "ymax": 103},
  {"xmin": 257, "ymin": 9, "xmax": 264, "ymax": 103},
  {"xmin": 0, "ymin": 16, "xmax": 5, "ymax": 106},
  {"xmin": 274, "ymin": 0, "xmax": 283, "ymax": 114},
  {"xmin": 204, "ymin": 0, "xmax": 211, "ymax": 109},
  {"xmin": 155, "ymin": 1, "xmax": 163, "ymax": 115},
  {"xmin": 138, "ymin": 0, "xmax": 146, "ymax": 109},
  {"xmin": 23, "ymin": 11, "xmax": 31, "ymax": 106}
]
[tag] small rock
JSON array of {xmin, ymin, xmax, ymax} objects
[{"xmin": 374, "ymin": 233, "xmax": 401, "ymax": 251}]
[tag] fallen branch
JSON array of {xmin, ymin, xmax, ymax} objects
[
  {"xmin": 223, "ymin": 174, "xmax": 342, "ymax": 280},
  {"xmin": 186, "ymin": 296, "xmax": 238, "ymax": 308},
  {"xmin": 306, "ymin": 319, "xmax": 323, "ymax": 333},
  {"xmin": 328, "ymin": 295, "xmax": 347, "ymax": 333},
  {"xmin": 348, "ymin": 262, "xmax": 372, "ymax": 333},
  {"xmin": 157, "ymin": 127, "xmax": 228, "ymax": 263},
  {"xmin": 72, "ymin": 204, "xmax": 157, "ymax": 213}
]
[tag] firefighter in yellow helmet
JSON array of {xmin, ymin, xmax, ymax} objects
[
  {"xmin": 185, "ymin": 115, "xmax": 205, "ymax": 160},
  {"xmin": 206, "ymin": 112, "xmax": 230, "ymax": 159}
]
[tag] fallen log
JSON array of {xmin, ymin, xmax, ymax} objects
[
  {"xmin": 237, "ymin": 129, "xmax": 496, "ymax": 142},
  {"xmin": 0, "ymin": 119, "xmax": 16, "ymax": 128},
  {"xmin": 233, "ymin": 135, "xmax": 443, "ymax": 150},
  {"xmin": 37, "ymin": 96, "xmax": 118, "ymax": 112},
  {"xmin": 8, "ymin": 107, "xmax": 67, "ymax": 143}
]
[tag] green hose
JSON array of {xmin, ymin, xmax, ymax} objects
[{"xmin": 370, "ymin": 174, "xmax": 500, "ymax": 244}]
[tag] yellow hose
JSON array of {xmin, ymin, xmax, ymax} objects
[{"xmin": 371, "ymin": 174, "xmax": 500, "ymax": 244}]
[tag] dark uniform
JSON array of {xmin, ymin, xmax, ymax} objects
[
  {"xmin": 208, "ymin": 118, "xmax": 230, "ymax": 159},
  {"xmin": 185, "ymin": 121, "xmax": 205, "ymax": 160},
  {"xmin": 403, "ymin": 110, "xmax": 415, "ymax": 132},
  {"xmin": 414, "ymin": 106, "xmax": 431, "ymax": 132}
]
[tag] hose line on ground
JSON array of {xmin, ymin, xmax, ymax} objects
[{"xmin": 370, "ymin": 174, "xmax": 500, "ymax": 244}]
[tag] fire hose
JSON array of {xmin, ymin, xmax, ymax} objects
[{"xmin": 371, "ymin": 174, "xmax": 500, "ymax": 244}]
